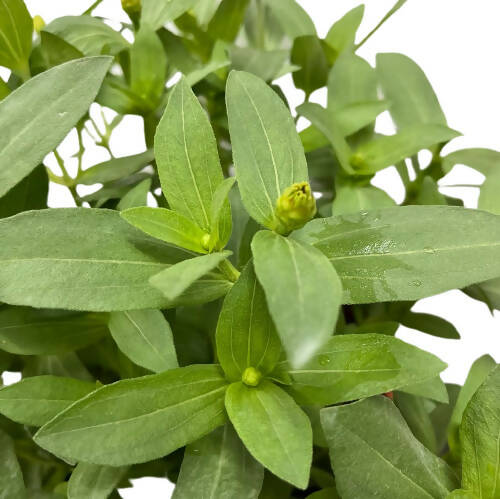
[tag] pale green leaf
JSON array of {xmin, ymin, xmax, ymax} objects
[
  {"xmin": 252, "ymin": 230, "xmax": 342, "ymax": 367},
  {"xmin": 117, "ymin": 178, "xmax": 152, "ymax": 210},
  {"xmin": 293, "ymin": 206, "xmax": 500, "ymax": 304},
  {"xmin": 216, "ymin": 262, "xmax": 281, "ymax": 382},
  {"xmin": 68, "ymin": 463, "xmax": 128, "ymax": 499},
  {"xmin": 225, "ymin": 381, "xmax": 312, "ymax": 489},
  {"xmin": 291, "ymin": 35, "xmax": 328, "ymax": 96},
  {"xmin": 0, "ymin": 428, "xmax": 26, "ymax": 499},
  {"xmin": 0, "ymin": 209, "xmax": 191, "ymax": 311},
  {"xmin": 34, "ymin": 365, "xmax": 228, "ymax": 466},
  {"xmin": 0, "ymin": 56, "xmax": 111, "ymax": 197},
  {"xmin": 0, "ymin": 375, "xmax": 96, "ymax": 427},
  {"xmin": 173, "ymin": 424, "xmax": 264, "ymax": 499},
  {"xmin": 261, "ymin": 0, "xmax": 315, "ymax": 38},
  {"xmin": 332, "ymin": 183, "xmax": 395, "ymax": 216},
  {"xmin": 141, "ymin": 0, "xmax": 198, "ymax": 31},
  {"xmin": 321, "ymin": 396, "xmax": 458, "ymax": 499},
  {"xmin": 209, "ymin": 176, "xmax": 235, "ymax": 251},
  {"xmin": 108, "ymin": 310, "xmax": 178, "ymax": 373},
  {"xmin": 324, "ymin": 5, "xmax": 364, "ymax": 57},
  {"xmin": 226, "ymin": 70, "xmax": 309, "ymax": 228}
]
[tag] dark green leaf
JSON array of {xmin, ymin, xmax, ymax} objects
[
  {"xmin": 216, "ymin": 262, "xmax": 281, "ymax": 382},
  {"xmin": 0, "ymin": 56, "xmax": 111, "ymax": 197},
  {"xmin": 108, "ymin": 310, "xmax": 178, "ymax": 373},
  {"xmin": 68, "ymin": 463, "xmax": 128, "ymax": 499},
  {"xmin": 0, "ymin": 428, "xmax": 26, "ymax": 498},
  {"xmin": 401, "ymin": 311, "xmax": 460, "ymax": 339},
  {"xmin": 35, "ymin": 365, "xmax": 228, "ymax": 466},
  {"xmin": 293, "ymin": 206, "xmax": 500, "ymax": 304},
  {"xmin": 0, "ymin": 375, "xmax": 96, "ymax": 427},
  {"xmin": 321, "ymin": 396, "xmax": 458, "ymax": 499},
  {"xmin": 173, "ymin": 424, "xmax": 264, "ymax": 499},
  {"xmin": 39, "ymin": 31, "xmax": 83, "ymax": 69},
  {"xmin": 291, "ymin": 35, "xmax": 328, "ymax": 96},
  {"xmin": 252, "ymin": 231, "xmax": 342, "ymax": 368},
  {"xmin": 225, "ymin": 381, "xmax": 312, "ymax": 489},
  {"xmin": 208, "ymin": 0, "xmax": 249, "ymax": 42}
]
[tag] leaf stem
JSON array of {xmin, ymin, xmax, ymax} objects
[{"xmin": 218, "ymin": 258, "xmax": 240, "ymax": 283}]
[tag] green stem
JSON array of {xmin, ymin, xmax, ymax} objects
[
  {"xmin": 53, "ymin": 150, "xmax": 81, "ymax": 206},
  {"xmin": 218, "ymin": 259, "xmax": 240, "ymax": 283}
]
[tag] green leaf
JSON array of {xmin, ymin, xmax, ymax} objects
[
  {"xmin": 332, "ymin": 183, "xmax": 395, "ymax": 216},
  {"xmin": 0, "ymin": 164, "xmax": 48, "ymax": 219},
  {"xmin": 293, "ymin": 206, "xmax": 500, "ymax": 304},
  {"xmin": 209, "ymin": 176, "xmax": 235, "ymax": 251},
  {"xmin": 0, "ymin": 428, "xmax": 26, "ymax": 499},
  {"xmin": 377, "ymin": 53, "xmax": 447, "ymax": 128},
  {"xmin": 230, "ymin": 47, "xmax": 291, "ymax": 82},
  {"xmin": 141, "ymin": 0, "xmax": 198, "ymax": 31},
  {"xmin": 173, "ymin": 424, "xmax": 264, "ymax": 499},
  {"xmin": 321, "ymin": 396, "xmax": 458, "ymax": 499},
  {"xmin": 448, "ymin": 354, "xmax": 497, "ymax": 456},
  {"xmin": 149, "ymin": 251, "xmax": 231, "ymax": 302},
  {"xmin": 117, "ymin": 178, "xmax": 152, "ymax": 210},
  {"xmin": 252, "ymin": 230, "xmax": 342, "ymax": 368},
  {"xmin": 39, "ymin": 31, "xmax": 83, "ymax": 69},
  {"xmin": 226, "ymin": 70, "xmax": 309, "ymax": 228},
  {"xmin": 184, "ymin": 40, "xmax": 231, "ymax": 87},
  {"xmin": 0, "ymin": 306, "xmax": 107, "ymax": 355},
  {"xmin": 479, "ymin": 174, "xmax": 500, "ymax": 215},
  {"xmin": 0, "ymin": 375, "xmax": 96, "ymax": 427},
  {"xmin": 216, "ymin": 262, "xmax": 281, "ymax": 382},
  {"xmin": 284, "ymin": 334, "xmax": 446, "ymax": 406},
  {"xmin": 0, "ymin": 0, "xmax": 32, "ymax": 76},
  {"xmin": 155, "ymin": 77, "xmax": 225, "ymax": 232},
  {"xmin": 291, "ymin": 35, "xmax": 328, "ymax": 96},
  {"xmin": 351, "ymin": 125, "xmax": 460, "ymax": 174},
  {"xmin": 328, "ymin": 52, "xmax": 377, "ymax": 110},
  {"xmin": 43, "ymin": 16, "xmax": 127, "ymax": 56},
  {"xmin": 324, "ymin": 5, "xmax": 364, "ymax": 58},
  {"xmin": 306, "ymin": 489, "xmax": 340, "ymax": 499},
  {"xmin": 297, "ymin": 102, "xmax": 353, "ymax": 174},
  {"xmin": 460, "ymin": 365, "xmax": 500, "ymax": 497},
  {"xmin": 68, "ymin": 463, "xmax": 128, "ymax": 499},
  {"xmin": 225, "ymin": 380, "xmax": 312, "ymax": 489},
  {"xmin": 78, "ymin": 150, "xmax": 154, "ymax": 185},
  {"xmin": 121, "ymin": 206, "xmax": 209, "ymax": 253},
  {"xmin": 401, "ymin": 311, "xmax": 460, "ymax": 339},
  {"xmin": 261, "ymin": 0, "xmax": 315, "ymax": 38},
  {"xmin": 465, "ymin": 277, "xmax": 500, "ymax": 311},
  {"xmin": 0, "ymin": 56, "xmax": 111, "ymax": 197},
  {"xmin": 335, "ymin": 100, "xmax": 390, "ymax": 136},
  {"xmin": 0, "ymin": 208, "xmax": 191, "ymax": 311},
  {"xmin": 442, "ymin": 148, "xmax": 500, "ymax": 175},
  {"xmin": 207, "ymin": 0, "xmax": 250, "ymax": 43},
  {"xmin": 447, "ymin": 491, "xmax": 478, "ymax": 499},
  {"xmin": 130, "ymin": 28, "xmax": 167, "ymax": 111},
  {"xmin": 108, "ymin": 310, "xmax": 178, "ymax": 373},
  {"xmin": 34, "ymin": 365, "xmax": 228, "ymax": 466},
  {"xmin": 0, "ymin": 77, "xmax": 10, "ymax": 100},
  {"xmin": 401, "ymin": 376, "xmax": 449, "ymax": 404}
]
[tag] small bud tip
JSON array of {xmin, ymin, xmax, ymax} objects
[
  {"xmin": 242, "ymin": 367, "xmax": 262, "ymax": 387},
  {"xmin": 275, "ymin": 181, "xmax": 316, "ymax": 233},
  {"xmin": 33, "ymin": 15, "xmax": 45, "ymax": 33}
]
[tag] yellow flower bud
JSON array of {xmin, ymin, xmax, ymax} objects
[
  {"xmin": 121, "ymin": 0, "xmax": 141, "ymax": 14},
  {"xmin": 33, "ymin": 15, "xmax": 45, "ymax": 34},
  {"xmin": 242, "ymin": 367, "xmax": 262, "ymax": 387},
  {"xmin": 201, "ymin": 233, "xmax": 211, "ymax": 251},
  {"xmin": 275, "ymin": 181, "xmax": 316, "ymax": 233}
]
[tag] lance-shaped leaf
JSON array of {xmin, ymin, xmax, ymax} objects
[
  {"xmin": 117, "ymin": 178, "xmax": 151, "ymax": 211},
  {"xmin": 324, "ymin": 5, "xmax": 364, "ymax": 57},
  {"xmin": 141, "ymin": 0, "xmax": 198, "ymax": 30},
  {"xmin": 0, "ymin": 56, "xmax": 111, "ymax": 197},
  {"xmin": 121, "ymin": 207, "xmax": 209, "ymax": 253},
  {"xmin": 284, "ymin": 334, "xmax": 446, "ymax": 406},
  {"xmin": 335, "ymin": 100, "xmax": 390, "ymax": 137},
  {"xmin": 350, "ymin": 124, "xmax": 460, "ymax": 174},
  {"xmin": 0, "ymin": 209, "xmax": 191, "ymax": 311},
  {"xmin": 173, "ymin": 424, "xmax": 264, "ymax": 499},
  {"xmin": 34, "ymin": 365, "xmax": 228, "ymax": 466},
  {"xmin": 321, "ymin": 396, "xmax": 458, "ymax": 499},
  {"xmin": 401, "ymin": 311, "xmax": 460, "ymax": 339},
  {"xmin": 293, "ymin": 206, "xmax": 500, "ymax": 304},
  {"xmin": 0, "ymin": 428, "xmax": 26, "ymax": 499},
  {"xmin": 0, "ymin": 306, "xmax": 107, "ymax": 355},
  {"xmin": 377, "ymin": 53, "xmax": 447, "ymax": 128},
  {"xmin": 291, "ymin": 35, "xmax": 328, "ymax": 96},
  {"xmin": 442, "ymin": 148, "xmax": 500, "ymax": 175},
  {"xmin": 0, "ymin": 376, "xmax": 96, "ymax": 427},
  {"xmin": 225, "ymin": 381, "xmax": 312, "ymax": 489},
  {"xmin": 460, "ymin": 366, "xmax": 500, "ymax": 498},
  {"xmin": 252, "ymin": 231, "xmax": 342, "ymax": 368},
  {"xmin": 78, "ymin": 150, "xmax": 154, "ymax": 185},
  {"xmin": 226, "ymin": 70, "xmax": 309, "ymax": 229},
  {"xmin": 208, "ymin": 0, "xmax": 250, "ymax": 43},
  {"xmin": 68, "ymin": 463, "xmax": 128, "ymax": 499},
  {"xmin": 108, "ymin": 310, "xmax": 178, "ymax": 373},
  {"xmin": 261, "ymin": 0, "xmax": 315, "ymax": 38},
  {"xmin": 0, "ymin": 0, "xmax": 32, "ymax": 76},
  {"xmin": 150, "ymin": 251, "xmax": 232, "ymax": 303},
  {"xmin": 44, "ymin": 16, "xmax": 127, "ymax": 56},
  {"xmin": 208, "ymin": 177, "xmax": 235, "ymax": 251},
  {"xmin": 216, "ymin": 262, "xmax": 281, "ymax": 382},
  {"xmin": 332, "ymin": 183, "xmax": 395, "ymax": 216},
  {"xmin": 155, "ymin": 77, "xmax": 226, "ymax": 233}
]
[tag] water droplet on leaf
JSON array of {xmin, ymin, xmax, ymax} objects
[{"xmin": 318, "ymin": 354, "xmax": 330, "ymax": 366}]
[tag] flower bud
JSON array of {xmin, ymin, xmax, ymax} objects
[
  {"xmin": 121, "ymin": 0, "xmax": 141, "ymax": 14},
  {"xmin": 33, "ymin": 15, "xmax": 45, "ymax": 34},
  {"xmin": 242, "ymin": 367, "xmax": 262, "ymax": 387},
  {"xmin": 200, "ymin": 233, "xmax": 211, "ymax": 252},
  {"xmin": 275, "ymin": 181, "xmax": 316, "ymax": 233}
]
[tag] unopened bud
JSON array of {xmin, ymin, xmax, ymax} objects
[
  {"xmin": 33, "ymin": 15, "xmax": 45, "ymax": 33},
  {"xmin": 242, "ymin": 367, "xmax": 262, "ymax": 387},
  {"xmin": 121, "ymin": 0, "xmax": 141, "ymax": 14},
  {"xmin": 201, "ymin": 233, "xmax": 211, "ymax": 251},
  {"xmin": 275, "ymin": 181, "xmax": 316, "ymax": 233}
]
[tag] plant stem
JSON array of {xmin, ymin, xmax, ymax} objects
[
  {"xmin": 53, "ymin": 150, "xmax": 81, "ymax": 206},
  {"xmin": 218, "ymin": 259, "xmax": 240, "ymax": 283}
]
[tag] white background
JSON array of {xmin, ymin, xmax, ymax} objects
[{"xmin": 2, "ymin": 1, "xmax": 500, "ymax": 497}]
